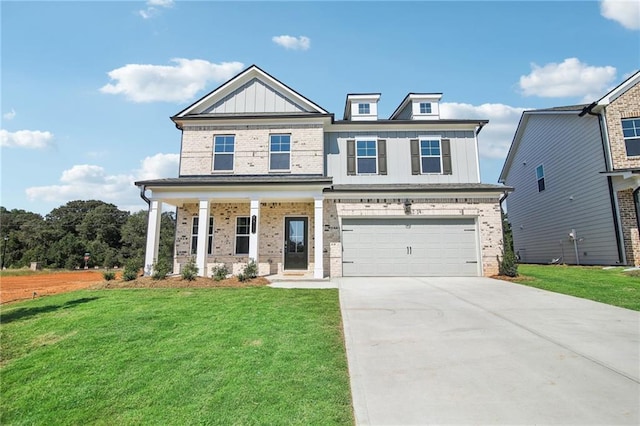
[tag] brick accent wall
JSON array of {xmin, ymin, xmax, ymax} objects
[
  {"xmin": 180, "ymin": 124, "xmax": 324, "ymax": 175},
  {"xmin": 617, "ymin": 189, "xmax": 640, "ymax": 266},
  {"xmin": 605, "ymin": 82, "xmax": 640, "ymax": 170}
]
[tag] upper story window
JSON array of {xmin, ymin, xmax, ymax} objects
[
  {"xmin": 622, "ymin": 118, "xmax": 640, "ymax": 157},
  {"xmin": 356, "ymin": 140, "xmax": 377, "ymax": 174},
  {"xmin": 270, "ymin": 134, "xmax": 291, "ymax": 171},
  {"xmin": 358, "ymin": 103, "xmax": 370, "ymax": 115},
  {"xmin": 536, "ymin": 165, "xmax": 545, "ymax": 192},
  {"xmin": 235, "ymin": 217, "xmax": 250, "ymax": 255},
  {"xmin": 419, "ymin": 102, "xmax": 432, "ymax": 114},
  {"xmin": 213, "ymin": 135, "xmax": 234, "ymax": 171},
  {"xmin": 191, "ymin": 216, "xmax": 214, "ymax": 255},
  {"xmin": 420, "ymin": 139, "xmax": 442, "ymax": 173}
]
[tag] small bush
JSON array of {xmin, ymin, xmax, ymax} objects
[
  {"xmin": 237, "ymin": 272, "xmax": 247, "ymax": 282},
  {"xmin": 152, "ymin": 258, "xmax": 171, "ymax": 280},
  {"xmin": 243, "ymin": 259, "xmax": 258, "ymax": 279},
  {"xmin": 212, "ymin": 264, "xmax": 230, "ymax": 281},
  {"xmin": 498, "ymin": 250, "xmax": 519, "ymax": 277},
  {"xmin": 102, "ymin": 270, "xmax": 116, "ymax": 281},
  {"xmin": 122, "ymin": 260, "xmax": 141, "ymax": 282},
  {"xmin": 181, "ymin": 257, "xmax": 198, "ymax": 281}
]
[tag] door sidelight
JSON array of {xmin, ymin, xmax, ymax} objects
[{"xmin": 406, "ymin": 246, "xmax": 412, "ymax": 255}]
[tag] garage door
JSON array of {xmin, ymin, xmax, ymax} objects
[{"xmin": 342, "ymin": 218, "xmax": 479, "ymax": 277}]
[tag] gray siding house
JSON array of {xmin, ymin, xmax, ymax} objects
[
  {"xmin": 499, "ymin": 71, "xmax": 640, "ymax": 266},
  {"xmin": 136, "ymin": 65, "xmax": 510, "ymax": 278}
]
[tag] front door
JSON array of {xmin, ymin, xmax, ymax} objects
[{"xmin": 284, "ymin": 217, "xmax": 308, "ymax": 270}]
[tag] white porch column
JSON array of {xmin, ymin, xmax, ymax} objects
[
  {"xmin": 248, "ymin": 199, "xmax": 260, "ymax": 263},
  {"xmin": 196, "ymin": 200, "xmax": 210, "ymax": 277},
  {"xmin": 144, "ymin": 200, "xmax": 162, "ymax": 276},
  {"xmin": 314, "ymin": 197, "xmax": 324, "ymax": 279}
]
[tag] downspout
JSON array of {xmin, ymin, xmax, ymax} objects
[
  {"xmin": 580, "ymin": 104, "xmax": 624, "ymax": 264},
  {"xmin": 474, "ymin": 122, "xmax": 485, "ymax": 182},
  {"xmin": 139, "ymin": 185, "xmax": 151, "ymax": 207},
  {"xmin": 634, "ymin": 187, "xmax": 640, "ymax": 244}
]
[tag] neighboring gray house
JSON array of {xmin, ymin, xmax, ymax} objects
[
  {"xmin": 136, "ymin": 65, "xmax": 509, "ymax": 278},
  {"xmin": 499, "ymin": 71, "xmax": 640, "ymax": 266}
]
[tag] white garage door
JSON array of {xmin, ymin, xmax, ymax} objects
[{"xmin": 342, "ymin": 218, "xmax": 479, "ymax": 277}]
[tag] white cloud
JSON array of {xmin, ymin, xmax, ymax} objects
[
  {"xmin": 139, "ymin": 0, "xmax": 174, "ymax": 19},
  {"xmin": 0, "ymin": 129, "xmax": 54, "ymax": 149},
  {"xmin": 25, "ymin": 153, "xmax": 179, "ymax": 212},
  {"xmin": 100, "ymin": 59, "xmax": 244, "ymax": 103},
  {"xmin": 272, "ymin": 35, "xmax": 311, "ymax": 50},
  {"xmin": 601, "ymin": 0, "xmax": 640, "ymax": 30},
  {"xmin": 440, "ymin": 103, "xmax": 527, "ymax": 160},
  {"xmin": 519, "ymin": 58, "xmax": 617, "ymax": 100},
  {"xmin": 3, "ymin": 109, "xmax": 16, "ymax": 120}
]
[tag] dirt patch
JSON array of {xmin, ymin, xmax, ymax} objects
[
  {"xmin": 1, "ymin": 271, "xmax": 105, "ymax": 304},
  {"xmin": 490, "ymin": 274, "xmax": 535, "ymax": 283}
]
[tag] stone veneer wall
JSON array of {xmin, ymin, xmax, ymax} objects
[
  {"xmin": 175, "ymin": 201, "xmax": 315, "ymax": 275},
  {"xmin": 605, "ymin": 83, "xmax": 640, "ymax": 170},
  {"xmin": 180, "ymin": 124, "xmax": 324, "ymax": 175},
  {"xmin": 322, "ymin": 197, "xmax": 503, "ymax": 277},
  {"xmin": 617, "ymin": 189, "xmax": 640, "ymax": 266}
]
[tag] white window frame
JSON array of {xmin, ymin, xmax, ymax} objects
[
  {"xmin": 622, "ymin": 118, "xmax": 640, "ymax": 157},
  {"xmin": 212, "ymin": 135, "xmax": 235, "ymax": 172},
  {"xmin": 191, "ymin": 216, "xmax": 214, "ymax": 255},
  {"xmin": 269, "ymin": 134, "xmax": 291, "ymax": 172},
  {"xmin": 536, "ymin": 164, "xmax": 545, "ymax": 192},
  {"xmin": 419, "ymin": 136, "xmax": 443, "ymax": 174},
  {"xmin": 234, "ymin": 216, "xmax": 250, "ymax": 255},
  {"xmin": 355, "ymin": 138, "xmax": 378, "ymax": 174},
  {"xmin": 358, "ymin": 103, "xmax": 370, "ymax": 115}
]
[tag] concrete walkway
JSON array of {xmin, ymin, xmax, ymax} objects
[{"xmin": 337, "ymin": 277, "xmax": 640, "ymax": 425}]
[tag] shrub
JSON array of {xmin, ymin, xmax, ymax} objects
[
  {"xmin": 243, "ymin": 259, "xmax": 258, "ymax": 279},
  {"xmin": 237, "ymin": 272, "xmax": 247, "ymax": 282},
  {"xmin": 102, "ymin": 270, "xmax": 116, "ymax": 281},
  {"xmin": 152, "ymin": 258, "xmax": 171, "ymax": 280},
  {"xmin": 212, "ymin": 264, "xmax": 229, "ymax": 281},
  {"xmin": 181, "ymin": 257, "xmax": 198, "ymax": 281},
  {"xmin": 498, "ymin": 250, "xmax": 518, "ymax": 277},
  {"xmin": 122, "ymin": 260, "xmax": 141, "ymax": 281}
]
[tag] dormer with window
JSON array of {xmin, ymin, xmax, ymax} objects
[
  {"xmin": 390, "ymin": 93, "xmax": 442, "ymax": 120},
  {"xmin": 343, "ymin": 94, "xmax": 381, "ymax": 121}
]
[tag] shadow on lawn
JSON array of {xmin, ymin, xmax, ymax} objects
[{"xmin": 0, "ymin": 297, "xmax": 101, "ymax": 324}]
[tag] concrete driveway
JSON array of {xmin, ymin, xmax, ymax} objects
[{"xmin": 337, "ymin": 277, "xmax": 640, "ymax": 425}]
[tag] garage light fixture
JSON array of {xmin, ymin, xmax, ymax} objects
[{"xmin": 403, "ymin": 199, "xmax": 412, "ymax": 215}]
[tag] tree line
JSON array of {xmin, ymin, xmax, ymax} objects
[{"xmin": 0, "ymin": 200, "xmax": 175, "ymax": 270}]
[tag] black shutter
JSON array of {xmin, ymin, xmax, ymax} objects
[
  {"xmin": 377, "ymin": 139, "xmax": 387, "ymax": 175},
  {"xmin": 441, "ymin": 139, "xmax": 452, "ymax": 175},
  {"xmin": 347, "ymin": 139, "xmax": 356, "ymax": 175},
  {"xmin": 410, "ymin": 139, "xmax": 420, "ymax": 175}
]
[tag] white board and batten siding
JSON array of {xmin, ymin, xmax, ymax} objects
[
  {"xmin": 503, "ymin": 113, "xmax": 620, "ymax": 265},
  {"xmin": 204, "ymin": 78, "xmax": 308, "ymax": 114},
  {"xmin": 325, "ymin": 131, "xmax": 479, "ymax": 184}
]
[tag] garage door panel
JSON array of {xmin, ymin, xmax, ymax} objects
[{"xmin": 342, "ymin": 218, "xmax": 479, "ymax": 277}]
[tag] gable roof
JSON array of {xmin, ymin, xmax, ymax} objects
[
  {"xmin": 596, "ymin": 70, "xmax": 640, "ymax": 106},
  {"xmin": 172, "ymin": 65, "xmax": 330, "ymax": 121}
]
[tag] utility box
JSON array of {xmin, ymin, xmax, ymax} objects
[{"xmin": 30, "ymin": 262, "xmax": 42, "ymax": 271}]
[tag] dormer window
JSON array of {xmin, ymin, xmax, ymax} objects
[
  {"xmin": 344, "ymin": 94, "xmax": 380, "ymax": 121},
  {"xmin": 419, "ymin": 102, "xmax": 432, "ymax": 114},
  {"xmin": 358, "ymin": 103, "xmax": 370, "ymax": 115}
]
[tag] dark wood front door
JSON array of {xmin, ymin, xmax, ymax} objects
[{"xmin": 284, "ymin": 217, "xmax": 308, "ymax": 270}]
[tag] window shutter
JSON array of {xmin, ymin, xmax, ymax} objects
[
  {"xmin": 441, "ymin": 139, "xmax": 452, "ymax": 175},
  {"xmin": 377, "ymin": 139, "xmax": 387, "ymax": 175},
  {"xmin": 410, "ymin": 139, "xmax": 420, "ymax": 175},
  {"xmin": 347, "ymin": 139, "xmax": 356, "ymax": 175}
]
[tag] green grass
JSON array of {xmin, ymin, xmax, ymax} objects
[
  {"xmin": 0, "ymin": 268, "xmax": 63, "ymax": 277},
  {"xmin": 514, "ymin": 264, "xmax": 640, "ymax": 310},
  {"xmin": 1, "ymin": 288, "xmax": 354, "ymax": 425}
]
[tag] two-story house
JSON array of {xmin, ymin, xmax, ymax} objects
[
  {"xmin": 135, "ymin": 65, "xmax": 509, "ymax": 278},
  {"xmin": 499, "ymin": 71, "xmax": 640, "ymax": 266}
]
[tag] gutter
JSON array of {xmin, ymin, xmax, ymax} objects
[{"xmin": 139, "ymin": 184, "xmax": 151, "ymax": 206}]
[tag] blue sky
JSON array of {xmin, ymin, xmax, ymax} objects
[{"xmin": 2, "ymin": 0, "xmax": 638, "ymax": 215}]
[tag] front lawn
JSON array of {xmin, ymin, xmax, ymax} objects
[
  {"xmin": 1, "ymin": 288, "xmax": 353, "ymax": 425},
  {"xmin": 514, "ymin": 264, "xmax": 640, "ymax": 311}
]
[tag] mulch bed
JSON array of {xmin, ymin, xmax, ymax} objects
[{"xmin": 93, "ymin": 275, "xmax": 271, "ymax": 289}]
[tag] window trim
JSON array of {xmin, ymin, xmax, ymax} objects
[
  {"xmin": 269, "ymin": 133, "xmax": 291, "ymax": 172},
  {"xmin": 212, "ymin": 135, "xmax": 235, "ymax": 172},
  {"xmin": 622, "ymin": 118, "xmax": 640, "ymax": 157},
  {"xmin": 191, "ymin": 216, "xmax": 214, "ymax": 255},
  {"xmin": 536, "ymin": 164, "xmax": 546, "ymax": 192},
  {"xmin": 234, "ymin": 216, "xmax": 250, "ymax": 256},
  {"xmin": 355, "ymin": 138, "xmax": 378, "ymax": 175},
  {"xmin": 419, "ymin": 136, "xmax": 443, "ymax": 174}
]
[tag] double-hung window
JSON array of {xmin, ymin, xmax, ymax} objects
[
  {"xmin": 536, "ymin": 165, "xmax": 545, "ymax": 192},
  {"xmin": 191, "ymin": 216, "xmax": 214, "ymax": 255},
  {"xmin": 356, "ymin": 140, "xmax": 377, "ymax": 174},
  {"xmin": 270, "ymin": 134, "xmax": 291, "ymax": 171},
  {"xmin": 419, "ymin": 102, "xmax": 432, "ymax": 114},
  {"xmin": 622, "ymin": 118, "xmax": 640, "ymax": 157},
  {"xmin": 235, "ymin": 217, "xmax": 250, "ymax": 255},
  {"xmin": 213, "ymin": 135, "xmax": 234, "ymax": 171},
  {"xmin": 420, "ymin": 139, "xmax": 442, "ymax": 173}
]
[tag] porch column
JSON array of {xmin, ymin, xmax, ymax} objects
[
  {"xmin": 144, "ymin": 200, "xmax": 162, "ymax": 276},
  {"xmin": 196, "ymin": 200, "xmax": 210, "ymax": 277},
  {"xmin": 249, "ymin": 199, "xmax": 260, "ymax": 263},
  {"xmin": 314, "ymin": 197, "xmax": 324, "ymax": 279}
]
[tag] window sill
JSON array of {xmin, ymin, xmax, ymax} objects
[
  {"xmin": 211, "ymin": 170, "xmax": 234, "ymax": 174},
  {"xmin": 269, "ymin": 170, "xmax": 291, "ymax": 174}
]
